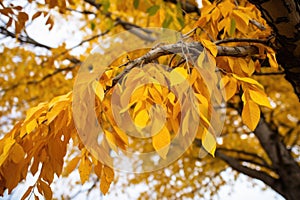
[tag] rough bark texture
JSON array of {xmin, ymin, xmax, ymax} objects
[{"xmin": 249, "ymin": 0, "xmax": 300, "ymax": 100}]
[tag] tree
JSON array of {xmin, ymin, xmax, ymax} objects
[{"xmin": 0, "ymin": 0, "xmax": 299, "ymax": 199}]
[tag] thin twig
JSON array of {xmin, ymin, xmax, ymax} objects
[
  {"xmin": 249, "ymin": 19, "xmax": 266, "ymax": 31},
  {"xmin": 66, "ymin": 8, "xmax": 96, "ymax": 15},
  {"xmin": 215, "ymin": 38, "xmax": 269, "ymax": 45},
  {"xmin": 254, "ymin": 71, "xmax": 285, "ymax": 76}
]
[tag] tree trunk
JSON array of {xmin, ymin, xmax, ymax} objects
[
  {"xmin": 215, "ymin": 116, "xmax": 300, "ymax": 200},
  {"xmin": 249, "ymin": 0, "xmax": 300, "ymax": 100},
  {"xmin": 254, "ymin": 118, "xmax": 300, "ymax": 200}
]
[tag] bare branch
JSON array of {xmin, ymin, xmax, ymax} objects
[
  {"xmin": 115, "ymin": 18, "xmax": 156, "ymax": 42},
  {"xmin": 63, "ymin": 29, "xmax": 111, "ymax": 54},
  {"xmin": 254, "ymin": 71, "xmax": 285, "ymax": 75},
  {"xmin": 0, "ymin": 26, "xmax": 51, "ymax": 49},
  {"xmin": 215, "ymin": 38, "xmax": 269, "ymax": 45},
  {"xmin": 217, "ymin": 45, "xmax": 258, "ymax": 57},
  {"xmin": 249, "ymin": 19, "xmax": 266, "ymax": 30}
]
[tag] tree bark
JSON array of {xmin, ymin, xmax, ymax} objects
[
  {"xmin": 249, "ymin": 0, "xmax": 300, "ymax": 100},
  {"xmin": 254, "ymin": 117, "xmax": 300, "ymax": 200}
]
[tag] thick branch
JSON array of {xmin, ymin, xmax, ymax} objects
[
  {"xmin": 215, "ymin": 150, "xmax": 284, "ymax": 197},
  {"xmin": 254, "ymin": 117, "xmax": 300, "ymax": 200},
  {"xmin": 228, "ymin": 100, "xmax": 300, "ymax": 200},
  {"xmin": 217, "ymin": 147, "xmax": 271, "ymax": 168},
  {"xmin": 217, "ymin": 45, "xmax": 258, "ymax": 56},
  {"xmin": 108, "ymin": 42, "xmax": 259, "ymax": 91}
]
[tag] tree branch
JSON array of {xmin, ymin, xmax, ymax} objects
[
  {"xmin": 217, "ymin": 147, "xmax": 271, "ymax": 169},
  {"xmin": 115, "ymin": 18, "xmax": 156, "ymax": 42},
  {"xmin": 105, "ymin": 41, "xmax": 259, "ymax": 92},
  {"xmin": 214, "ymin": 38, "xmax": 271, "ymax": 45},
  {"xmin": 84, "ymin": 0, "xmax": 102, "ymax": 9},
  {"xmin": 216, "ymin": 45, "xmax": 258, "ymax": 57},
  {"xmin": 249, "ymin": 19, "xmax": 266, "ymax": 30},
  {"xmin": 1, "ymin": 64, "xmax": 78, "ymax": 93},
  {"xmin": 253, "ymin": 71, "xmax": 285, "ymax": 76},
  {"xmin": 163, "ymin": 0, "xmax": 201, "ymax": 15},
  {"xmin": 215, "ymin": 150, "xmax": 285, "ymax": 197},
  {"xmin": 0, "ymin": 26, "xmax": 51, "ymax": 49},
  {"xmin": 227, "ymin": 98, "xmax": 300, "ymax": 199}
]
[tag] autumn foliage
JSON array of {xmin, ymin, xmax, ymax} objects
[{"xmin": 0, "ymin": 0, "xmax": 299, "ymax": 199}]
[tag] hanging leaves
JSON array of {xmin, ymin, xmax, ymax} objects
[
  {"xmin": 202, "ymin": 128, "xmax": 216, "ymax": 156},
  {"xmin": 79, "ymin": 154, "xmax": 92, "ymax": 184},
  {"xmin": 0, "ymin": 0, "xmax": 285, "ymax": 199},
  {"xmin": 242, "ymin": 100, "xmax": 261, "ymax": 131},
  {"xmin": 152, "ymin": 126, "xmax": 171, "ymax": 159}
]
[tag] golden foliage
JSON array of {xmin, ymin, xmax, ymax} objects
[{"xmin": 0, "ymin": 0, "xmax": 298, "ymax": 199}]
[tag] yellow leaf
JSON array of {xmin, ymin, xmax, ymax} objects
[
  {"xmin": 10, "ymin": 143, "xmax": 25, "ymax": 164},
  {"xmin": 78, "ymin": 156, "xmax": 92, "ymax": 184},
  {"xmin": 24, "ymin": 103, "xmax": 46, "ymax": 123},
  {"xmin": 48, "ymin": 92, "xmax": 71, "ymax": 109},
  {"xmin": 103, "ymin": 165, "xmax": 114, "ymax": 182},
  {"xmin": 152, "ymin": 126, "xmax": 170, "ymax": 159},
  {"xmin": 181, "ymin": 110, "xmax": 190, "ymax": 136},
  {"xmin": 134, "ymin": 109, "xmax": 149, "ymax": 128},
  {"xmin": 218, "ymin": 0, "xmax": 234, "ymax": 17},
  {"xmin": 21, "ymin": 186, "xmax": 34, "ymax": 200},
  {"xmin": 46, "ymin": 101, "xmax": 67, "ymax": 125},
  {"xmin": 248, "ymin": 88, "xmax": 272, "ymax": 108},
  {"xmin": 242, "ymin": 100, "xmax": 260, "ymax": 131},
  {"xmin": 201, "ymin": 39, "xmax": 218, "ymax": 57},
  {"xmin": 248, "ymin": 59, "xmax": 255, "ymax": 75},
  {"xmin": 267, "ymin": 49, "xmax": 278, "ymax": 68},
  {"xmin": 232, "ymin": 74, "xmax": 263, "ymax": 89},
  {"xmin": 100, "ymin": 175, "xmax": 110, "ymax": 195},
  {"xmin": 148, "ymin": 86, "xmax": 162, "ymax": 103},
  {"xmin": 94, "ymin": 162, "xmax": 103, "ymax": 178},
  {"xmin": 220, "ymin": 76, "xmax": 237, "ymax": 101},
  {"xmin": 112, "ymin": 125, "xmax": 129, "ymax": 145},
  {"xmin": 39, "ymin": 181, "xmax": 52, "ymax": 200},
  {"xmin": 92, "ymin": 80, "xmax": 105, "ymax": 101},
  {"xmin": 62, "ymin": 156, "xmax": 80, "ymax": 177},
  {"xmin": 232, "ymin": 10, "xmax": 249, "ymax": 33},
  {"xmin": 104, "ymin": 130, "xmax": 118, "ymax": 152},
  {"xmin": 170, "ymin": 67, "xmax": 188, "ymax": 86},
  {"xmin": 100, "ymin": 165, "xmax": 114, "ymax": 195},
  {"xmin": 202, "ymin": 128, "xmax": 216, "ymax": 156},
  {"xmin": 240, "ymin": 58, "xmax": 252, "ymax": 75},
  {"xmin": 0, "ymin": 137, "xmax": 15, "ymax": 166},
  {"xmin": 25, "ymin": 119, "xmax": 37, "ymax": 135}
]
